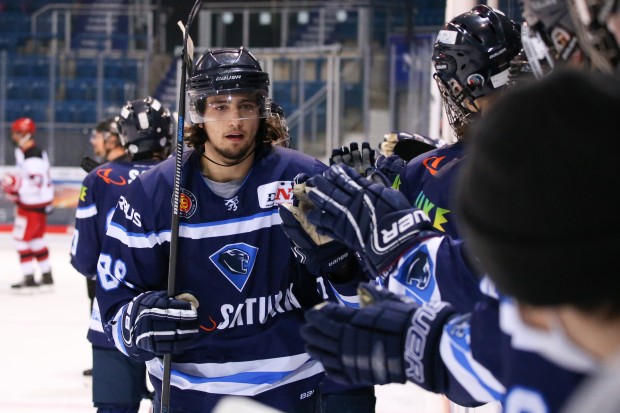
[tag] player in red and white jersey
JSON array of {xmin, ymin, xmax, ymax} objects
[{"xmin": 1, "ymin": 117, "xmax": 54, "ymax": 289}]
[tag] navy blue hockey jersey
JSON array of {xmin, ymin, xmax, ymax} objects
[
  {"xmin": 70, "ymin": 158, "xmax": 159, "ymax": 349},
  {"xmin": 388, "ymin": 235, "xmax": 586, "ymax": 412},
  {"xmin": 399, "ymin": 142, "xmax": 466, "ymax": 239},
  {"xmin": 391, "ymin": 139, "xmax": 585, "ymax": 411},
  {"xmin": 97, "ymin": 146, "xmax": 328, "ymax": 412}
]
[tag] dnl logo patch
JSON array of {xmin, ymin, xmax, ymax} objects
[
  {"xmin": 209, "ymin": 243, "xmax": 259, "ymax": 292},
  {"xmin": 257, "ymin": 181, "xmax": 294, "ymax": 208}
]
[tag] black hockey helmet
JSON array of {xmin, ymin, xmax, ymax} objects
[
  {"xmin": 432, "ymin": 5, "xmax": 521, "ymax": 138},
  {"xmin": 186, "ymin": 47, "xmax": 271, "ymax": 124},
  {"xmin": 519, "ymin": 0, "xmax": 581, "ymax": 78},
  {"xmin": 568, "ymin": 0, "xmax": 620, "ymax": 73},
  {"xmin": 93, "ymin": 117, "xmax": 120, "ymax": 142},
  {"xmin": 117, "ymin": 96, "xmax": 174, "ymax": 160},
  {"xmin": 269, "ymin": 101, "xmax": 290, "ymax": 147}
]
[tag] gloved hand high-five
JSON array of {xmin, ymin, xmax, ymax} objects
[
  {"xmin": 374, "ymin": 154, "xmax": 407, "ymax": 185},
  {"xmin": 279, "ymin": 173, "xmax": 352, "ymax": 275},
  {"xmin": 109, "ymin": 291, "xmax": 200, "ymax": 362},
  {"xmin": 300, "ymin": 283, "xmax": 455, "ymax": 388},
  {"xmin": 330, "ymin": 142, "xmax": 376, "ymax": 176},
  {"xmin": 305, "ymin": 164, "xmax": 434, "ymax": 276}
]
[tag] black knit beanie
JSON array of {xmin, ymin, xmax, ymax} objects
[{"xmin": 455, "ymin": 69, "xmax": 620, "ymax": 307}]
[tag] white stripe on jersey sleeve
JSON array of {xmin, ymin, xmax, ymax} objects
[
  {"xmin": 76, "ymin": 203, "xmax": 98, "ymax": 219},
  {"xmin": 439, "ymin": 319, "xmax": 505, "ymax": 403}
]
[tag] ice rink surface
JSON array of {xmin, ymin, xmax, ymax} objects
[{"xmin": 0, "ymin": 232, "xmax": 500, "ymax": 413}]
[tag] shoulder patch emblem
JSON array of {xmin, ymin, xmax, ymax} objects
[{"xmin": 178, "ymin": 188, "xmax": 197, "ymax": 219}]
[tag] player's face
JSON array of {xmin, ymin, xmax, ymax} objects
[
  {"xmin": 10, "ymin": 132, "xmax": 20, "ymax": 146},
  {"xmin": 90, "ymin": 131, "xmax": 107, "ymax": 158},
  {"xmin": 10, "ymin": 131, "xmax": 28, "ymax": 148},
  {"xmin": 201, "ymin": 93, "xmax": 260, "ymax": 164}
]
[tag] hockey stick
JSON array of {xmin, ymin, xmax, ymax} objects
[{"xmin": 161, "ymin": 0, "xmax": 203, "ymax": 412}]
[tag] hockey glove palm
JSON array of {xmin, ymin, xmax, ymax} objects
[
  {"xmin": 113, "ymin": 291, "xmax": 200, "ymax": 361},
  {"xmin": 330, "ymin": 142, "xmax": 376, "ymax": 176},
  {"xmin": 300, "ymin": 283, "xmax": 455, "ymax": 388},
  {"xmin": 306, "ymin": 164, "xmax": 433, "ymax": 276},
  {"xmin": 280, "ymin": 173, "xmax": 352, "ymax": 275}
]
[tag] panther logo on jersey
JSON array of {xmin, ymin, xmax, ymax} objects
[
  {"xmin": 210, "ymin": 243, "xmax": 259, "ymax": 292},
  {"xmin": 219, "ymin": 249, "xmax": 250, "ymax": 274},
  {"xmin": 405, "ymin": 250, "xmax": 432, "ymax": 290}
]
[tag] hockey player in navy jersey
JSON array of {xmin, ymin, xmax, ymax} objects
[
  {"xmin": 79, "ymin": 117, "xmax": 129, "ymax": 378},
  {"xmin": 71, "ymin": 97, "xmax": 173, "ymax": 413},
  {"xmin": 2, "ymin": 117, "xmax": 54, "ymax": 290},
  {"xmin": 398, "ymin": 5, "xmax": 521, "ymax": 242},
  {"xmin": 95, "ymin": 47, "xmax": 373, "ymax": 413},
  {"xmin": 290, "ymin": 7, "xmax": 589, "ymax": 413}
]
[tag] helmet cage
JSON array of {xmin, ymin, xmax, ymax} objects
[{"xmin": 433, "ymin": 72, "xmax": 479, "ymax": 138}]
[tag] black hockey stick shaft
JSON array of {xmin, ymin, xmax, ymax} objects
[{"xmin": 161, "ymin": 0, "xmax": 203, "ymax": 412}]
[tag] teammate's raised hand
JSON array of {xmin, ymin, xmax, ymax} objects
[{"xmin": 305, "ymin": 164, "xmax": 433, "ymax": 276}]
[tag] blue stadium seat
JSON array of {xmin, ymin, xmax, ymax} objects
[
  {"xmin": 6, "ymin": 99, "xmax": 48, "ymax": 122},
  {"xmin": 64, "ymin": 78, "xmax": 96, "ymax": 101},
  {"xmin": 74, "ymin": 58, "xmax": 98, "ymax": 78},
  {"xmin": 30, "ymin": 78, "xmax": 50, "ymax": 100},
  {"xmin": 54, "ymin": 101, "xmax": 80, "ymax": 123},
  {"xmin": 76, "ymin": 101, "xmax": 98, "ymax": 124},
  {"xmin": 103, "ymin": 79, "xmax": 134, "ymax": 103}
]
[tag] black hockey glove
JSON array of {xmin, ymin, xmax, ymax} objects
[
  {"xmin": 305, "ymin": 164, "xmax": 434, "ymax": 277},
  {"xmin": 374, "ymin": 154, "xmax": 406, "ymax": 185},
  {"xmin": 280, "ymin": 173, "xmax": 353, "ymax": 275},
  {"xmin": 112, "ymin": 291, "xmax": 200, "ymax": 361},
  {"xmin": 330, "ymin": 142, "xmax": 376, "ymax": 176},
  {"xmin": 300, "ymin": 283, "xmax": 455, "ymax": 388}
]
